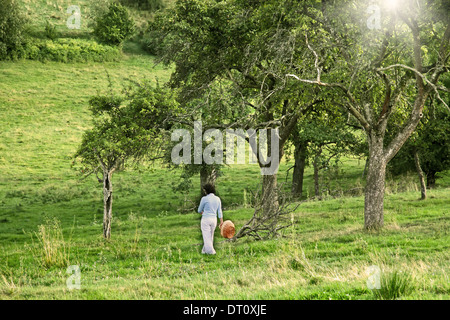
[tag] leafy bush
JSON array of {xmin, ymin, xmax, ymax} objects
[
  {"xmin": 44, "ymin": 21, "xmax": 58, "ymax": 41},
  {"xmin": 23, "ymin": 38, "xmax": 121, "ymax": 63},
  {"xmin": 388, "ymin": 107, "xmax": 450, "ymax": 188},
  {"xmin": 0, "ymin": 0, "xmax": 28, "ymax": 60},
  {"xmin": 120, "ymin": 0, "xmax": 165, "ymax": 11},
  {"xmin": 93, "ymin": 2, "xmax": 135, "ymax": 46},
  {"xmin": 141, "ymin": 10, "xmax": 175, "ymax": 56},
  {"xmin": 141, "ymin": 24, "xmax": 163, "ymax": 55}
]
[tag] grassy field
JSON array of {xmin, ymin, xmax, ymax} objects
[{"xmin": 0, "ymin": 1, "xmax": 449, "ymax": 300}]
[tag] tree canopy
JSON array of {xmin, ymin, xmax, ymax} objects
[{"xmin": 144, "ymin": 0, "xmax": 450, "ymax": 230}]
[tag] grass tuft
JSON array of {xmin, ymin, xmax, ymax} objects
[
  {"xmin": 373, "ymin": 270, "xmax": 414, "ymax": 300},
  {"xmin": 32, "ymin": 217, "xmax": 70, "ymax": 269}
]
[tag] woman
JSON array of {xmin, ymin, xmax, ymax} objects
[{"xmin": 197, "ymin": 183, "xmax": 223, "ymax": 255}]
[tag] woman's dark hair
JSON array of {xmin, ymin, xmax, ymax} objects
[{"xmin": 202, "ymin": 183, "xmax": 216, "ymax": 195}]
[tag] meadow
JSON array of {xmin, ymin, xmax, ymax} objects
[{"xmin": 0, "ymin": 0, "xmax": 449, "ymax": 300}]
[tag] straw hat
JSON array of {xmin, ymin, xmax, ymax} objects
[{"xmin": 220, "ymin": 220, "xmax": 235, "ymax": 239}]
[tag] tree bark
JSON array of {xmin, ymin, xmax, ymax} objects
[
  {"xmin": 364, "ymin": 133, "xmax": 386, "ymax": 230},
  {"xmin": 291, "ymin": 140, "xmax": 307, "ymax": 198},
  {"xmin": 313, "ymin": 154, "xmax": 320, "ymax": 198},
  {"xmin": 103, "ymin": 169, "xmax": 113, "ymax": 239},
  {"xmin": 261, "ymin": 174, "xmax": 279, "ymax": 216},
  {"xmin": 413, "ymin": 149, "xmax": 427, "ymax": 200},
  {"xmin": 258, "ymin": 126, "xmax": 283, "ymax": 215}
]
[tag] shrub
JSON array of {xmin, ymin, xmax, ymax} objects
[
  {"xmin": 141, "ymin": 25, "xmax": 163, "ymax": 55},
  {"xmin": 120, "ymin": 0, "xmax": 165, "ymax": 11},
  {"xmin": 0, "ymin": 0, "xmax": 28, "ymax": 60},
  {"xmin": 93, "ymin": 2, "xmax": 135, "ymax": 46},
  {"xmin": 44, "ymin": 21, "xmax": 58, "ymax": 41},
  {"xmin": 23, "ymin": 38, "xmax": 121, "ymax": 63},
  {"xmin": 141, "ymin": 12, "xmax": 171, "ymax": 56}
]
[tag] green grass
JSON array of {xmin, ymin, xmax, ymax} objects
[
  {"xmin": 0, "ymin": 1, "xmax": 449, "ymax": 300},
  {"xmin": 0, "ymin": 187, "xmax": 448, "ymax": 299},
  {"xmin": 0, "ymin": 56, "xmax": 170, "ymax": 179}
]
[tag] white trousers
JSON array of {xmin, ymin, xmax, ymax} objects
[{"xmin": 201, "ymin": 217, "xmax": 217, "ymax": 254}]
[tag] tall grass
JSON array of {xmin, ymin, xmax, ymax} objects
[
  {"xmin": 32, "ymin": 217, "xmax": 70, "ymax": 268},
  {"xmin": 0, "ymin": 274, "xmax": 20, "ymax": 296},
  {"xmin": 373, "ymin": 270, "xmax": 414, "ymax": 300}
]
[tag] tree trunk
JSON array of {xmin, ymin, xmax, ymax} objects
[
  {"xmin": 426, "ymin": 171, "xmax": 436, "ymax": 189},
  {"xmin": 200, "ymin": 165, "xmax": 217, "ymax": 195},
  {"xmin": 261, "ymin": 174, "xmax": 279, "ymax": 215},
  {"xmin": 313, "ymin": 154, "xmax": 320, "ymax": 198},
  {"xmin": 413, "ymin": 149, "xmax": 427, "ymax": 200},
  {"xmin": 362, "ymin": 157, "xmax": 369, "ymax": 179},
  {"xmin": 291, "ymin": 140, "xmax": 307, "ymax": 198},
  {"xmin": 364, "ymin": 134, "xmax": 386, "ymax": 230},
  {"xmin": 259, "ymin": 126, "xmax": 282, "ymax": 215},
  {"xmin": 103, "ymin": 169, "xmax": 113, "ymax": 239},
  {"xmin": 312, "ymin": 147, "xmax": 323, "ymax": 198}
]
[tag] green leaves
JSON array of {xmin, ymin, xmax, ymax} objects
[
  {"xmin": 0, "ymin": 0, "xmax": 28, "ymax": 60},
  {"xmin": 89, "ymin": 95, "xmax": 123, "ymax": 116},
  {"xmin": 74, "ymin": 81, "xmax": 181, "ymax": 176},
  {"xmin": 389, "ymin": 106, "xmax": 450, "ymax": 181},
  {"xmin": 21, "ymin": 38, "xmax": 121, "ymax": 63},
  {"xmin": 93, "ymin": 2, "xmax": 135, "ymax": 46}
]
